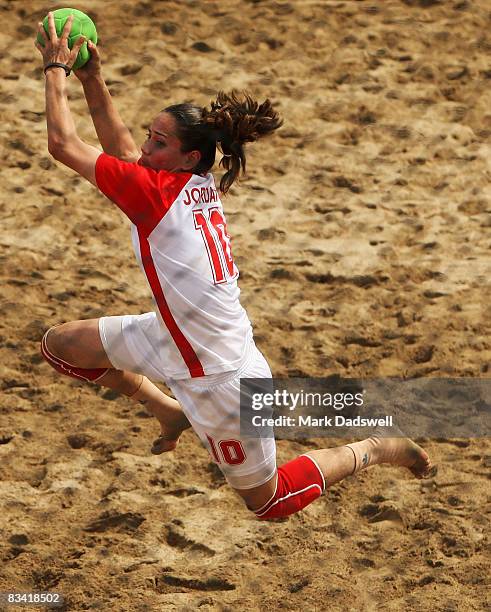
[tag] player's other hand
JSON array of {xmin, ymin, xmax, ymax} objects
[
  {"xmin": 74, "ymin": 40, "xmax": 102, "ymax": 83},
  {"xmin": 35, "ymin": 12, "xmax": 86, "ymax": 72}
]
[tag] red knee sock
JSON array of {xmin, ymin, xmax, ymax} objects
[
  {"xmin": 255, "ymin": 454, "xmax": 325, "ymax": 520},
  {"xmin": 41, "ymin": 330, "xmax": 109, "ymax": 383}
]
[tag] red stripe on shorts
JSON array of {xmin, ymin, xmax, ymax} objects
[{"xmin": 137, "ymin": 228, "xmax": 205, "ymax": 378}]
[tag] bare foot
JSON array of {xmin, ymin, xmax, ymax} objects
[
  {"xmin": 151, "ymin": 432, "xmax": 180, "ymax": 455},
  {"xmin": 148, "ymin": 411, "xmax": 190, "ymax": 455},
  {"xmin": 127, "ymin": 377, "xmax": 190, "ymax": 455},
  {"xmin": 375, "ymin": 437, "xmax": 437, "ymax": 479}
]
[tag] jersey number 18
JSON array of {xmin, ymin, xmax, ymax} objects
[{"xmin": 193, "ymin": 207, "xmax": 238, "ymax": 284}]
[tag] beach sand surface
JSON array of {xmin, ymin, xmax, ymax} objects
[{"xmin": 0, "ymin": 1, "xmax": 489, "ymax": 610}]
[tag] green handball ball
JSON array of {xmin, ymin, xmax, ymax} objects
[{"xmin": 37, "ymin": 8, "xmax": 98, "ymax": 70}]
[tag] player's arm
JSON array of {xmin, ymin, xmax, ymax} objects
[
  {"xmin": 36, "ymin": 13, "xmax": 103, "ymax": 185},
  {"xmin": 44, "ymin": 68, "xmax": 100, "ymax": 185},
  {"xmin": 74, "ymin": 43, "xmax": 140, "ymax": 162}
]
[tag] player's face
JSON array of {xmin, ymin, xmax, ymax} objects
[{"xmin": 139, "ymin": 113, "xmax": 200, "ymax": 173}]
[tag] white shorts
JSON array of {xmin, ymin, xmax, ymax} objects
[{"xmin": 99, "ymin": 313, "xmax": 277, "ymax": 489}]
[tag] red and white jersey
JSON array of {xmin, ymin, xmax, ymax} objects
[{"xmin": 95, "ymin": 153, "xmax": 252, "ymax": 379}]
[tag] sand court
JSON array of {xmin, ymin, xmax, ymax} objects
[{"xmin": 0, "ymin": 1, "xmax": 489, "ymax": 609}]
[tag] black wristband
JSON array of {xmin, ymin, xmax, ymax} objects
[{"xmin": 44, "ymin": 62, "xmax": 71, "ymax": 77}]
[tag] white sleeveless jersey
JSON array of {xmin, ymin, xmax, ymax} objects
[{"xmin": 95, "ymin": 153, "xmax": 252, "ymax": 379}]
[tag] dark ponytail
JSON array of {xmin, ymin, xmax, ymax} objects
[
  {"xmin": 202, "ymin": 91, "xmax": 283, "ymax": 194},
  {"xmin": 165, "ymin": 91, "xmax": 282, "ymax": 194}
]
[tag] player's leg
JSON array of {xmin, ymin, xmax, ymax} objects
[
  {"xmin": 306, "ymin": 436, "xmax": 434, "ymax": 483},
  {"xmin": 234, "ymin": 437, "xmax": 434, "ymax": 520},
  {"xmin": 41, "ymin": 319, "xmax": 190, "ymax": 451}
]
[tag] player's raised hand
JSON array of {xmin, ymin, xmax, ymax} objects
[
  {"xmin": 74, "ymin": 41, "xmax": 102, "ymax": 83},
  {"xmin": 35, "ymin": 12, "xmax": 86, "ymax": 73}
]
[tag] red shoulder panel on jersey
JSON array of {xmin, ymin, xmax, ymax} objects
[{"xmin": 95, "ymin": 153, "xmax": 192, "ymax": 235}]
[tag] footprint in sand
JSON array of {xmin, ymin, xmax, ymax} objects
[
  {"xmin": 155, "ymin": 574, "xmax": 235, "ymax": 593},
  {"xmin": 84, "ymin": 511, "xmax": 146, "ymax": 534},
  {"xmin": 165, "ymin": 523, "xmax": 215, "ymax": 558}
]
